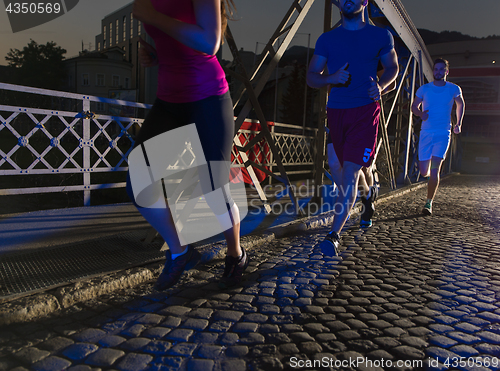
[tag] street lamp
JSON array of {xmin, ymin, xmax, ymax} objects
[
  {"xmin": 274, "ymin": 38, "xmax": 282, "ymax": 123},
  {"xmin": 295, "ymin": 32, "xmax": 311, "ymax": 135}
]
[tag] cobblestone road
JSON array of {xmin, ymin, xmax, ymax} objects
[{"xmin": 1, "ymin": 175, "xmax": 500, "ymax": 371}]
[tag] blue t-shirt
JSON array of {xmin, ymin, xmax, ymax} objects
[{"xmin": 314, "ymin": 24, "xmax": 394, "ymax": 109}]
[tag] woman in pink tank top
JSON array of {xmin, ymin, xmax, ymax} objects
[{"xmin": 128, "ymin": 0, "xmax": 249, "ymax": 290}]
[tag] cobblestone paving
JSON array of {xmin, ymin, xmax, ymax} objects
[{"xmin": 1, "ymin": 175, "xmax": 500, "ymax": 371}]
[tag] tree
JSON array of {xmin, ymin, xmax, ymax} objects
[{"xmin": 6, "ymin": 39, "xmax": 67, "ymax": 90}]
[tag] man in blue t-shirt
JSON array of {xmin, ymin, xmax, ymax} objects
[
  {"xmin": 307, "ymin": 0, "xmax": 398, "ymax": 256},
  {"xmin": 411, "ymin": 58, "xmax": 465, "ymax": 215}
]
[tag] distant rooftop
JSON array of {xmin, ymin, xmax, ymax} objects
[
  {"xmin": 103, "ymin": 1, "xmax": 133, "ymax": 19},
  {"xmin": 419, "ymin": 28, "xmax": 500, "ymax": 45}
]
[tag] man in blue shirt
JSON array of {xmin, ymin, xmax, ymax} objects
[{"xmin": 307, "ymin": 0, "xmax": 398, "ymax": 256}]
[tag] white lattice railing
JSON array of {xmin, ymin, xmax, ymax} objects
[
  {"xmin": 0, "ymin": 82, "xmax": 316, "ymax": 206},
  {"xmin": 0, "ymin": 82, "xmax": 149, "ymax": 206}
]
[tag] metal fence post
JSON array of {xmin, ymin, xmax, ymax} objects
[
  {"xmin": 83, "ymin": 97, "xmax": 91, "ymax": 206},
  {"xmin": 403, "ymin": 60, "xmax": 418, "ymax": 183},
  {"xmin": 269, "ymin": 124, "xmax": 275, "ymax": 185}
]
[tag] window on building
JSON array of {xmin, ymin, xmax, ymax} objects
[
  {"xmin": 97, "ymin": 42, "xmax": 101, "ymax": 51},
  {"xmin": 82, "ymin": 73, "xmax": 89, "ymax": 86},
  {"xmin": 112, "ymin": 75, "xmax": 120, "ymax": 87},
  {"xmin": 96, "ymin": 74, "xmax": 105, "ymax": 86},
  {"xmin": 109, "ymin": 22, "xmax": 112, "ymax": 46},
  {"xmin": 138, "ymin": 20, "xmax": 141, "ymax": 36},
  {"xmin": 116, "ymin": 19, "xmax": 119, "ymax": 44},
  {"xmin": 130, "ymin": 13, "xmax": 134, "ymax": 38},
  {"xmin": 103, "ymin": 25, "xmax": 106, "ymax": 44},
  {"xmin": 123, "ymin": 16, "xmax": 127, "ymax": 41},
  {"xmin": 124, "ymin": 77, "xmax": 129, "ymax": 89}
]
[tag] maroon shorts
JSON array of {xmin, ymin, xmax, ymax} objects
[{"xmin": 327, "ymin": 102, "xmax": 380, "ymax": 167}]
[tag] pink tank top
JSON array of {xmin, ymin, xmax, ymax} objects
[{"xmin": 144, "ymin": 0, "xmax": 229, "ymax": 103}]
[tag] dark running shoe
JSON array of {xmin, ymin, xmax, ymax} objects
[
  {"xmin": 360, "ymin": 185, "xmax": 378, "ymax": 228},
  {"xmin": 422, "ymin": 201, "xmax": 432, "ymax": 215},
  {"xmin": 359, "ymin": 218, "xmax": 373, "ymax": 228},
  {"xmin": 218, "ymin": 247, "xmax": 250, "ymax": 289},
  {"xmin": 154, "ymin": 245, "xmax": 201, "ymax": 291},
  {"xmin": 317, "ymin": 231, "xmax": 340, "ymax": 257}
]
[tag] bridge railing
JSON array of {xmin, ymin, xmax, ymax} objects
[
  {"xmin": 0, "ymin": 83, "xmax": 316, "ymax": 207},
  {"xmin": 0, "ymin": 82, "xmax": 149, "ymax": 206}
]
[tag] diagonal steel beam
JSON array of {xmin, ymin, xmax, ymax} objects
[
  {"xmin": 372, "ymin": 0, "xmax": 433, "ymax": 81},
  {"xmin": 223, "ymin": 1, "xmax": 317, "ymax": 215},
  {"xmin": 225, "ymin": 28, "xmax": 300, "ymax": 214},
  {"xmin": 232, "ymin": 0, "xmax": 317, "ymax": 134},
  {"xmin": 403, "ymin": 58, "xmax": 418, "ymax": 182}
]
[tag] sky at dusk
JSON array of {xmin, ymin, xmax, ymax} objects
[{"xmin": 0, "ymin": 0, "xmax": 499, "ymax": 65}]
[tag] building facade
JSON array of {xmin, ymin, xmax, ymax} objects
[
  {"xmin": 63, "ymin": 48, "xmax": 134, "ymax": 115},
  {"xmin": 94, "ymin": 2, "xmax": 153, "ymax": 104}
]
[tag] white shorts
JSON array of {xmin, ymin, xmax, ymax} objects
[{"xmin": 418, "ymin": 130, "xmax": 451, "ymax": 162}]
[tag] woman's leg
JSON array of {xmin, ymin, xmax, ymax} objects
[
  {"xmin": 126, "ymin": 99, "xmax": 204, "ymax": 290},
  {"xmin": 126, "ymin": 175, "xmax": 184, "ymax": 253},
  {"xmin": 127, "ymin": 99, "xmax": 190, "ymax": 253},
  {"xmin": 221, "ymin": 199, "xmax": 241, "ymax": 258},
  {"xmin": 190, "ymin": 93, "xmax": 242, "ymax": 257},
  {"xmin": 188, "ymin": 93, "xmax": 248, "ymax": 287}
]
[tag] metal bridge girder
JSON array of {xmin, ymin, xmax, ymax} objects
[
  {"xmin": 227, "ymin": 0, "xmax": 434, "ymax": 207},
  {"xmin": 367, "ymin": 0, "xmax": 433, "ymax": 184},
  {"xmin": 371, "ymin": 0, "xmax": 433, "ymax": 82}
]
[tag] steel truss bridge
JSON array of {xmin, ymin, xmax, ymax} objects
[{"xmin": 0, "ymin": 0, "xmax": 457, "ymax": 216}]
